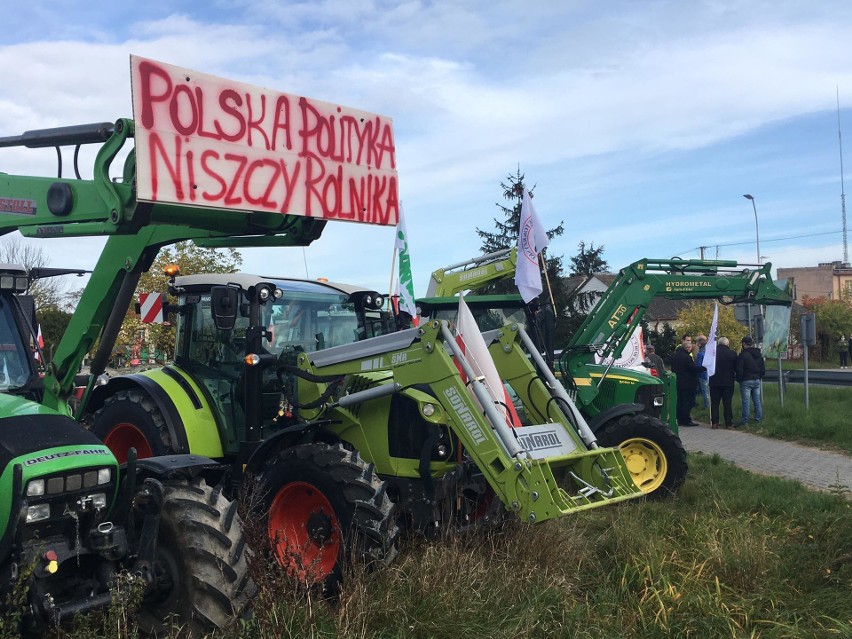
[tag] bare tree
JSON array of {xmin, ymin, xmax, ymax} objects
[{"xmin": 0, "ymin": 236, "xmax": 64, "ymax": 311}]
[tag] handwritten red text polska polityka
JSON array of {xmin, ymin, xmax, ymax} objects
[{"xmin": 135, "ymin": 60, "xmax": 398, "ymax": 225}]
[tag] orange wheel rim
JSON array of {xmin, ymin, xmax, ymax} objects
[
  {"xmin": 268, "ymin": 482, "xmax": 340, "ymax": 582},
  {"xmin": 102, "ymin": 423, "xmax": 154, "ymax": 463}
]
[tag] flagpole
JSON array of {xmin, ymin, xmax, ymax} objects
[
  {"xmin": 388, "ymin": 247, "xmax": 398, "ymax": 311},
  {"xmin": 539, "ymin": 250, "xmax": 556, "ymax": 308}
]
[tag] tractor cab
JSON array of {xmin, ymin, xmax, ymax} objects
[
  {"xmin": 170, "ymin": 274, "xmax": 395, "ymax": 450},
  {"xmin": 0, "ymin": 264, "xmax": 40, "ymax": 398}
]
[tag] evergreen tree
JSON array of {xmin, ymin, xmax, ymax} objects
[
  {"xmin": 568, "ymin": 240, "xmax": 608, "ymax": 276},
  {"xmin": 475, "ymin": 167, "xmax": 565, "ymax": 298}
]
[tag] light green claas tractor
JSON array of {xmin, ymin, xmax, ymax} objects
[
  {"xmin": 87, "ymin": 269, "xmax": 644, "ymax": 586},
  {"xmin": 0, "ymin": 263, "xmax": 251, "ymax": 634}
]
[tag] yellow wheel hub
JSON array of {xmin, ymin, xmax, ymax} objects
[{"xmin": 619, "ymin": 437, "xmax": 667, "ymax": 494}]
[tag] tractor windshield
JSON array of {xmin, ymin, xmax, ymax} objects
[
  {"xmin": 266, "ymin": 291, "xmax": 363, "ymax": 355},
  {"xmin": 0, "ymin": 297, "xmax": 35, "ymax": 391}
]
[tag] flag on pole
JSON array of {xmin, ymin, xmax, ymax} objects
[
  {"xmin": 394, "ymin": 205, "xmax": 418, "ymax": 325},
  {"xmin": 514, "ymin": 190, "xmax": 550, "ymax": 303},
  {"xmin": 456, "ymin": 295, "xmax": 521, "ymax": 427},
  {"xmin": 705, "ymin": 303, "xmax": 719, "ymax": 378},
  {"xmin": 595, "ymin": 326, "xmax": 647, "ymax": 370},
  {"xmin": 34, "ymin": 324, "xmax": 44, "ymax": 362}
]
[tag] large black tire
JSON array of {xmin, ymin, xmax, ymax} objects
[
  {"xmin": 595, "ymin": 414, "xmax": 688, "ymax": 499},
  {"xmin": 138, "ymin": 477, "xmax": 254, "ymax": 637},
  {"xmin": 92, "ymin": 389, "xmax": 174, "ymax": 463},
  {"xmin": 259, "ymin": 443, "xmax": 399, "ymax": 590}
]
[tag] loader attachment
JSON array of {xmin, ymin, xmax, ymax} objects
[{"xmin": 293, "ymin": 320, "xmax": 642, "ymax": 524}]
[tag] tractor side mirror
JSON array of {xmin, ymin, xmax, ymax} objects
[{"xmin": 210, "ymin": 285, "xmax": 239, "ymax": 331}]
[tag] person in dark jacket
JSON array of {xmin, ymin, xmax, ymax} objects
[
  {"xmin": 670, "ymin": 335, "xmax": 705, "ymax": 427},
  {"xmin": 736, "ymin": 335, "xmax": 765, "ymax": 425},
  {"xmin": 644, "ymin": 344, "xmax": 666, "ymax": 376},
  {"xmin": 709, "ymin": 336, "xmax": 738, "ymax": 429}
]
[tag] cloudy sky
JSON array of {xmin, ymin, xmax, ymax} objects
[{"xmin": 3, "ymin": 0, "xmax": 852, "ymax": 297}]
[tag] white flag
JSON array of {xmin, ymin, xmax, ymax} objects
[
  {"xmin": 394, "ymin": 205, "xmax": 418, "ymax": 321},
  {"xmin": 456, "ymin": 295, "xmax": 520, "ymax": 427},
  {"xmin": 514, "ymin": 190, "xmax": 550, "ymax": 303},
  {"xmin": 705, "ymin": 303, "xmax": 719, "ymax": 378},
  {"xmin": 595, "ymin": 326, "xmax": 647, "ymax": 371}
]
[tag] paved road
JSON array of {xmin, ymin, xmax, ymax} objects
[{"xmin": 678, "ymin": 424, "xmax": 852, "ymax": 494}]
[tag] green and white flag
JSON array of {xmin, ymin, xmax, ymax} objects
[{"xmin": 395, "ymin": 205, "xmax": 418, "ymax": 322}]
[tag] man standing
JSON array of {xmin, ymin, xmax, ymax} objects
[
  {"xmin": 736, "ymin": 335, "xmax": 765, "ymax": 425},
  {"xmin": 709, "ymin": 337, "xmax": 738, "ymax": 429},
  {"xmin": 671, "ymin": 335, "xmax": 705, "ymax": 427},
  {"xmin": 644, "ymin": 344, "xmax": 666, "ymax": 376}
]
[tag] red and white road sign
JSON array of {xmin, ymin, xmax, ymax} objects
[{"xmin": 139, "ymin": 293, "xmax": 165, "ymax": 324}]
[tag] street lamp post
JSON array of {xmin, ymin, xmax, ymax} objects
[
  {"xmin": 742, "ymin": 194, "xmax": 761, "ymax": 340},
  {"xmin": 743, "ymin": 194, "xmax": 760, "ymax": 263}
]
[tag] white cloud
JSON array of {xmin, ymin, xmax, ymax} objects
[{"xmin": 2, "ymin": 1, "xmax": 852, "ymax": 296}]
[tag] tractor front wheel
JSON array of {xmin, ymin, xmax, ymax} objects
[
  {"xmin": 260, "ymin": 443, "xmax": 398, "ymax": 591},
  {"xmin": 595, "ymin": 414, "xmax": 688, "ymax": 498},
  {"xmin": 92, "ymin": 389, "xmax": 173, "ymax": 463},
  {"xmin": 137, "ymin": 477, "xmax": 254, "ymax": 636}
]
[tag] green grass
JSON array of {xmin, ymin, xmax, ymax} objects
[
  {"xmin": 693, "ymin": 383, "xmax": 852, "ymax": 454},
  {"xmin": 228, "ymin": 456, "xmax": 852, "ymax": 639},
  {"xmin": 45, "ymin": 455, "xmax": 849, "ymax": 639}
]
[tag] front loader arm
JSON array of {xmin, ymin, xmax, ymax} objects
[
  {"xmin": 1, "ymin": 119, "xmax": 328, "ymax": 414},
  {"xmin": 291, "ymin": 321, "xmax": 641, "ymax": 522},
  {"xmin": 426, "ymin": 247, "xmax": 518, "ymax": 297},
  {"xmin": 560, "ymin": 257, "xmax": 793, "ymax": 405}
]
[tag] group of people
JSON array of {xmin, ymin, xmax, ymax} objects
[{"xmin": 658, "ymin": 333, "xmax": 765, "ymax": 429}]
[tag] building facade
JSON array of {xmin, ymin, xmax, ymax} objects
[{"xmin": 777, "ymin": 261, "xmax": 852, "ymax": 302}]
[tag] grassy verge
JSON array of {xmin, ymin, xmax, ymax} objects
[
  {"xmin": 40, "ymin": 455, "xmax": 845, "ymax": 639},
  {"xmin": 226, "ymin": 455, "xmax": 852, "ymax": 639},
  {"xmin": 693, "ymin": 383, "xmax": 852, "ymax": 454}
]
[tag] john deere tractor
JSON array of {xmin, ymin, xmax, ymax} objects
[{"xmin": 0, "ymin": 264, "xmax": 251, "ymax": 634}]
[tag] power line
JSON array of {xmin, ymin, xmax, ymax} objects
[{"xmin": 676, "ymin": 229, "xmax": 841, "ymax": 257}]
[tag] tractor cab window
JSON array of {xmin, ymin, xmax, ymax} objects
[
  {"xmin": 181, "ymin": 295, "xmax": 247, "ymax": 371},
  {"xmin": 267, "ymin": 291, "xmax": 361, "ymax": 356},
  {"xmin": 0, "ymin": 298, "xmax": 33, "ymax": 390}
]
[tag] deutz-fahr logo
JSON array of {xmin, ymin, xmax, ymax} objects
[{"xmin": 25, "ymin": 448, "xmax": 111, "ymax": 466}]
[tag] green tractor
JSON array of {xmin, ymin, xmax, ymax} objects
[
  {"xmin": 419, "ymin": 248, "xmax": 792, "ymax": 498},
  {"xmin": 0, "ymin": 264, "xmax": 251, "ymax": 634},
  {"xmin": 0, "ymin": 55, "xmax": 645, "ymax": 595},
  {"xmin": 87, "ymin": 270, "xmax": 643, "ymax": 586}
]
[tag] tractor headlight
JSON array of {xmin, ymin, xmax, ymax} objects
[
  {"xmin": 26, "ymin": 504, "xmax": 51, "ymax": 523},
  {"xmin": 421, "ymin": 403, "xmax": 436, "ymax": 417},
  {"xmin": 90, "ymin": 493, "xmax": 108, "ymax": 510},
  {"xmin": 97, "ymin": 468, "xmax": 111, "ymax": 485},
  {"xmin": 653, "ymin": 396, "xmax": 664, "ymax": 407},
  {"xmin": 26, "ymin": 479, "xmax": 45, "ymax": 497}
]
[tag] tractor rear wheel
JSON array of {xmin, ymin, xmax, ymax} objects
[
  {"xmin": 260, "ymin": 443, "xmax": 398, "ymax": 591},
  {"xmin": 92, "ymin": 389, "xmax": 173, "ymax": 463},
  {"xmin": 595, "ymin": 414, "xmax": 687, "ymax": 499},
  {"xmin": 137, "ymin": 477, "xmax": 254, "ymax": 637}
]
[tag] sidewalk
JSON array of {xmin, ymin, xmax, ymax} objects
[{"xmin": 677, "ymin": 424, "xmax": 852, "ymax": 494}]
